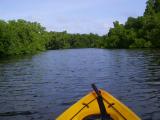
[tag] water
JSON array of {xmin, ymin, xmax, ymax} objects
[{"xmin": 0, "ymin": 48, "xmax": 160, "ymax": 120}]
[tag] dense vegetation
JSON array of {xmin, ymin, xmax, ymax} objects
[
  {"xmin": 0, "ymin": 20, "xmax": 103, "ymax": 56},
  {"xmin": 104, "ymin": 0, "xmax": 160, "ymax": 49},
  {"xmin": 0, "ymin": 0, "xmax": 160, "ymax": 56},
  {"xmin": 0, "ymin": 20, "xmax": 49, "ymax": 56},
  {"xmin": 46, "ymin": 31, "xmax": 103, "ymax": 50}
]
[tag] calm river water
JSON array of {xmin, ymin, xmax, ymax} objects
[{"xmin": 0, "ymin": 48, "xmax": 160, "ymax": 120}]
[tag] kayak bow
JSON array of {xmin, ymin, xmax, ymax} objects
[{"xmin": 56, "ymin": 84, "xmax": 141, "ymax": 120}]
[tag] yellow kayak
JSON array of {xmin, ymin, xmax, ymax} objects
[{"xmin": 57, "ymin": 84, "xmax": 141, "ymax": 120}]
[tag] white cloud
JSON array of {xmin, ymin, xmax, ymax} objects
[{"xmin": 0, "ymin": 0, "xmax": 147, "ymax": 35}]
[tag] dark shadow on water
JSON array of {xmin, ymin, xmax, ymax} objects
[
  {"xmin": 0, "ymin": 52, "xmax": 44, "ymax": 64},
  {"xmin": 0, "ymin": 111, "xmax": 37, "ymax": 116},
  {"xmin": 0, "ymin": 55, "xmax": 32, "ymax": 64}
]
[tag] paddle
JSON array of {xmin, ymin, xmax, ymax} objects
[{"xmin": 91, "ymin": 84, "xmax": 112, "ymax": 120}]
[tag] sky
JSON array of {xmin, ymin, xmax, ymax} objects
[{"xmin": 0, "ymin": 0, "xmax": 147, "ymax": 35}]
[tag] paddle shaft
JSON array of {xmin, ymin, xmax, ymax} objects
[{"xmin": 91, "ymin": 84, "xmax": 111, "ymax": 120}]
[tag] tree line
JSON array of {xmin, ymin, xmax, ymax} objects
[
  {"xmin": 104, "ymin": 0, "xmax": 160, "ymax": 48},
  {"xmin": 0, "ymin": 0, "xmax": 160, "ymax": 56},
  {"xmin": 0, "ymin": 20, "xmax": 103, "ymax": 56},
  {"xmin": 0, "ymin": 19, "xmax": 48, "ymax": 56}
]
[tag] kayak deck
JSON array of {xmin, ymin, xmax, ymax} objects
[{"xmin": 56, "ymin": 89, "xmax": 141, "ymax": 120}]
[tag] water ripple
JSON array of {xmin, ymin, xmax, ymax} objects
[{"xmin": 0, "ymin": 49, "xmax": 160, "ymax": 120}]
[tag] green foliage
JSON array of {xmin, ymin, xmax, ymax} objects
[
  {"xmin": 154, "ymin": 0, "xmax": 160, "ymax": 12},
  {"xmin": 125, "ymin": 17, "xmax": 144, "ymax": 31},
  {"xmin": 129, "ymin": 39, "xmax": 152, "ymax": 48},
  {"xmin": 144, "ymin": 0, "xmax": 155, "ymax": 16},
  {"xmin": 103, "ymin": 0, "xmax": 160, "ymax": 49},
  {"xmin": 0, "ymin": 19, "xmax": 48, "ymax": 56},
  {"xmin": 142, "ymin": 13, "xmax": 160, "ymax": 47},
  {"xmin": 46, "ymin": 32, "xmax": 103, "ymax": 50},
  {"xmin": 144, "ymin": 0, "xmax": 160, "ymax": 15},
  {"xmin": 104, "ymin": 21, "xmax": 136, "ymax": 48}
]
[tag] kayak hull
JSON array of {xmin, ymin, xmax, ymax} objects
[{"xmin": 56, "ymin": 89, "xmax": 141, "ymax": 120}]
